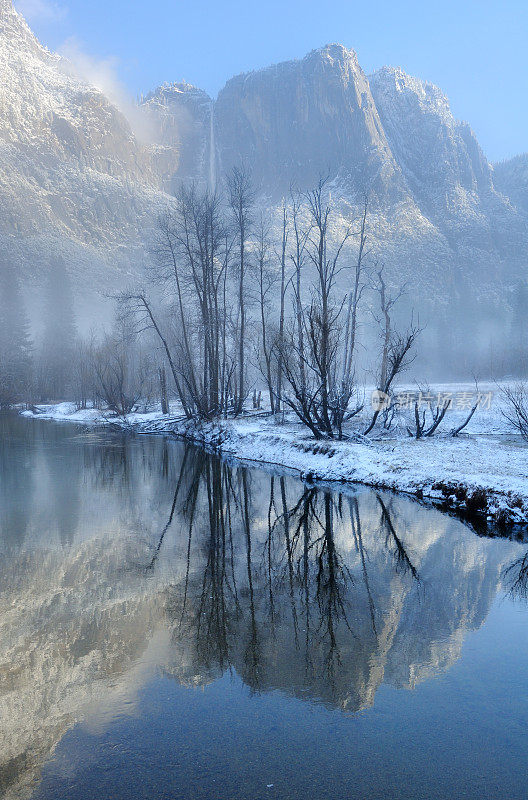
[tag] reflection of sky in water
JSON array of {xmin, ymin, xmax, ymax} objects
[{"xmin": 0, "ymin": 415, "xmax": 527, "ymax": 800}]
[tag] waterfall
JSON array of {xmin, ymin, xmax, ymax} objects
[{"xmin": 209, "ymin": 101, "xmax": 216, "ymax": 190}]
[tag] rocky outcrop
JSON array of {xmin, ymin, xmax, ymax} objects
[
  {"xmin": 368, "ymin": 66, "xmax": 527, "ymax": 287},
  {"xmin": 142, "ymin": 82, "xmax": 213, "ymax": 192},
  {"xmin": 369, "ymin": 66, "xmax": 492, "ymax": 201},
  {"xmin": 494, "ymin": 153, "xmax": 528, "ymax": 214},
  {"xmin": 0, "ymin": 0, "xmax": 173, "ymax": 291},
  {"xmin": 215, "ymin": 44, "xmax": 401, "ymax": 200}
]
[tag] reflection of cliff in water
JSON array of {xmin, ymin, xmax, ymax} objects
[
  {"xmin": 160, "ymin": 452, "xmax": 516, "ymax": 710},
  {"xmin": 0, "ymin": 420, "xmax": 525, "ymax": 799}
]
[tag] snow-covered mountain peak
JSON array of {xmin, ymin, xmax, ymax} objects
[
  {"xmin": 1, "ymin": 0, "xmax": 132, "ymax": 159},
  {"xmin": 1, "ymin": 0, "xmax": 57, "ymax": 62},
  {"xmin": 1, "ymin": 0, "xmax": 16, "ymax": 18},
  {"xmin": 305, "ymin": 43, "xmax": 371, "ymax": 90},
  {"xmin": 141, "ymin": 81, "xmax": 212, "ymax": 187},
  {"xmin": 215, "ymin": 41, "xmax": 399, "ymax": 197},
  {"xmin": 143, "ymin": 81, "xmax": 212, "ymax": 115},
  {"xmin": 312, "ymin": 42, "xmax": 360, "ymax": 67},
  {"xmin": 369, "ymin": 65, "xmax": 454, "ymax": 127},
  {"xmin": 145, "ymin": 81, "xmax": 210, "ymax": 102}
]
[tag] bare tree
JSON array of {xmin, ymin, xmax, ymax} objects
[
  {"xmin": 407, "ymin": 379, "xmax": 480, "ymax": 439},
  {"xmin": 72, "ymin": 334, "xmax": 96, "ymax": 411},
  {"xmin": 450, "ymin": 401, "xmax": 479, "ymax": 436},
  {"xmin": 227, "ymin": 166, "xmax": 254, "ymax": 414},
  {"xmin": 361, "ymin": 265, "xmax": 421, "ymax": 436},
  {"xmin": 118, "ymin": 290, "xmax": 192, "ymax": 418},
  {"xmin": 363, "ymin": 324, "xmax": 421, "ymax": 436},
  {"xmin": 342, "ymin": 194, "xmax": 370, "ymax": 386},
  {"xmin": 92, "ymin": 329, "xmax": 147, "ymax": 418},
  {"xmin": 153, "ymin": 205, "xmax": 200, "ymax": 410},
  {"xmin": 407, "ymin": 388, "xmax": 452, "ymax": 439},
  {"xmin": 134, "ymin": 186, "xmax": 234, "ymax": 419},
  {"xmin": 255, "ymin": 216, "xmax": 277, "ymax": 413},
  {"xmin": 159, "ymin": 365, "xmax": 169, "ymax": 415},
  {"xmin": 371, "ymin": 266, "xmax": 404, "ymax": 390},
  {"xmin": 501, "ymin": 383, "xmax": 528, "ymax": 441},
  {"xmin": 279, "ymin": 179, "xmax": 354, "ymax": 439},
  {"xmin": 275, "ymin": 201, "xmax": 288, "ymax": 415},
  {"xmin": 289, "ymin": 191, "xmax": 310, "ymax": 402}
]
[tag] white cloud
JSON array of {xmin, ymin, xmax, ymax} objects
[
  {"xmin": 59, "ymin": 37, "xmax": 123, "ymax": 106},
  {"xmin": 15, "ymin": 0, "xmax": 67, "ymax": 23},
  {"xmin": 58, "ymin": 38, "xmax": 155, "ymax": 142}
]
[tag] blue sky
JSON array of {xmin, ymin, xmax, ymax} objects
[{"xmin": 16, "ymin": 0, "xmax": 527, "ymax": 162}]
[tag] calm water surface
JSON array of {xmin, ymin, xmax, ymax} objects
[{"xmin": 1, "ymin": 414, "xmax": 528, "ymax": 800}]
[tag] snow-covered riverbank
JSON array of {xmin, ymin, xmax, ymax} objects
[{"xmin": 22, "ymin": 389, "xmax": 528, "ymax": 529}]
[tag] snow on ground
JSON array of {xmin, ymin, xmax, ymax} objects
[
  {"xmin": 21, "ymin": 402, "xmax": 167, "ymax": 427},
  {"xmin": 21, "ymin": 383, "xmax": 528, "ymax": 527}
]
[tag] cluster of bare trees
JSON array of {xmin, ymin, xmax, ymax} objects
[
  {"xmin": 12, "ymin": 170, "xmax": 526, "ymax": 445},
  {"xmin": 70, "ymin": 321, "xmax": 163, "ymax": 418},
  {"xmin": 501, "ymin": 383, "xmax": 528, "ymax": 441},
  {"xmin": 118, "ymin": 173, "xmax": 419, "ymax": 438},
  {"xmin": 121, "ymin": 173, "xmax": 256, "ymax": 419},
  {"xmin": 4, "ymin": 170, "xmax": 528, "ymax": 443},
  {"xmin": 259, "ymin": 180, "xmax": 419, "ymax": 439}
]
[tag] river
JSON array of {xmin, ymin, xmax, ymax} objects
[{"xmin": 1, "ymin": 414, "xmax": 527, "ymax": 799}]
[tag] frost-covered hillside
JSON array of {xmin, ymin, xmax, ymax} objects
[
  {"xmin": 0, "ymin": 0, "xmax": 175, "ymax": 293},
  {"xmin": 144, "ymin": 44, "xmax": 527, "ymax": 310},
  {"xmin": 494, "ymin": 153, "xmax": 528, "ymax": 215},
  {"xmin": 142, "ymin": 82, "xmax": 214, "ymax": 192},
  {"xmin": 368, "ymin": 65, "xmax": 527, "ymax": 292},
  {"xmin": 215, "ymin": 47, "xmax": 526, "ymax": 300},
  {"xmin": 0, "ymin": 0, "xmax": 526, "ymax": 321}
]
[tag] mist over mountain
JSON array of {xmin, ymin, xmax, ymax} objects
[{"xmin": 1, "ymin": 0, "xmax": 527, "ymax": 366}]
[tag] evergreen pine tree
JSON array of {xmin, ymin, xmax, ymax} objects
[{"xmin": 0, "ymin": 257, "xmax": 32, "ymax": 406}]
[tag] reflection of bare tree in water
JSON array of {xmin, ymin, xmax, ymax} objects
[
  {"xmin": 240, "ymin": 468, "xmax": 262, "ymax": 689},
  {"xmin": 196, "ymin": 456, "xmax": 232, "ymax": 671},
  {"xmin": 377, "ymin": 495, "xmax": 420, "ymax": 583},
  {"xmin": 82, "ymin": 437, "xmax": 130, "ymax": 488},
  {"xmin": 155, "ymin": 446, "xmax": 423, "ymax": 703},
  {"xmin": 503, "ymin": 551, "xmax": 528, "ymax": 600},
  {"xmin": 348, "ymin": 496, "xmax": 377, "ymax": 638},
  {"xmin": 315, "ymin": 493, "xmax": 353, "ymax": 684},
  {"xmin": 259, "ymin": 482, "xmax": 361, "ymax": 692},
  {"xmin": 158, "ymin": 449, "xmax": 245, "ymax": 677},
  {"xmin": 146, "ymin": 447, "xmax": 190, "ymax": 570}
]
